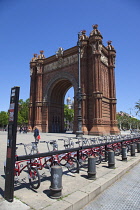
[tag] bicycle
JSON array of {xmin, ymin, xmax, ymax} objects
[
  {"xmin": 4, "ymin": 143, "xmax": 41, "ymax": 189},
  {"xmin": 40, "ymin": 140, "xmax": 79, "ymax": 173},
  {"xmin": 75, "ymin": 139, "xmax": 102, "ymax": 166}
]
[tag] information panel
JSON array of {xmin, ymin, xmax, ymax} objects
[{"xmin": 4, "ymin": 86, "xmax": 20, "ymax": 202}]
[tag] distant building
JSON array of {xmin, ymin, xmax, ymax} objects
[{"xmin": 66, "ymin": 96, "xmax": 74, "ymax": 109}]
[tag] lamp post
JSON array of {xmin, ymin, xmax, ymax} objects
[{"xmin": 76, "ymin": 32, "xmax": 83, "ymax": 137}]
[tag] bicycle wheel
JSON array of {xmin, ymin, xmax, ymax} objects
[
  {"xmin": 28, "ymin": 167, "xmax": 40, "ymax": 189},
  {"xmin": 59, "ymin": 154, "xmax": 68, "ymax": 166},
  {"xmin": 79, "ymin": 153, "xmax": 88, "ymax": 168},
  {"xmin": 66, "ymin": 157, "xmax": 79, "ymax": 173},
  {"xmin": 100, "ymin": 150, "xmax": 107, "ymax": 162},
  {"xmin": 114, "ymin": 147, "xmax": 121, "ymax": 156}
]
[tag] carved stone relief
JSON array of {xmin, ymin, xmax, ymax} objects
[
  {"xmin": 101, "ymin": 53, "xmax": 108, "ymax": 66},
  {"xmin": 30, "ymin": 67, "xmax": 33, "ymax": 76},
  {"xmin": 44, "ymin": 54, "xmax": 78, "ymax": 72}
]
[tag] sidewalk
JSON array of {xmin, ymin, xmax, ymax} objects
[{"xmin": 0, "ymin": 131, "xmax": 140, "ymax": 210}]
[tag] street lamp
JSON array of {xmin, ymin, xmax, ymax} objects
[{"xmin": 76, "ymin": 32, "xmax": 83, "ymax": 137}]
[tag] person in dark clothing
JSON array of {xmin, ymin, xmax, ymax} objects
[{"xmin": 34, "ymin": 126, "xmax": 39, "ymax": 142}]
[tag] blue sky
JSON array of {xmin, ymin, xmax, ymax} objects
[{"xmin": 0, "ymin": 0, "xmax": 140, "ymax": 118}]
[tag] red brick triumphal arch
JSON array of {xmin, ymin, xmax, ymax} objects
[{"xmin": 28, "ymin": 24, "xmax": 120, "ymax": 135}]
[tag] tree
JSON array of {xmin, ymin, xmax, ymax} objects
[
  {"xmin": 64, "ymin": 105, "xmax": 74, "ymax": 130},
  {"xmin": 135, "ymin": 100, "xmax": 140, "ymax": 116},
  {"xmin": 18, "ymin": 99, "xmax": 29, "ymax": 126},
  {"xmin": 0, "ymin": 111, "xmax": 8, "ymax": 128},
  {"xmin": 116, "ymin": 112, "xmax": 140, "ymax": 130}
]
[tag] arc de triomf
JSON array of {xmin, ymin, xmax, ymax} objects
[{"xmin": 28, "ymin": 24, "xmax": 120, "ymax": 135}]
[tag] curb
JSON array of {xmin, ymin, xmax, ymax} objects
[{"xmin": 43, "ymin": 155, "xmax": 140, "ymax": 210}]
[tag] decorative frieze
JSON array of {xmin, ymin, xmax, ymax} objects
[
  {"xmin": 101, "ymin": 53, "xmax": 108, "ymax": 66},
  {"xmin": 44, "ymin": 54, "xmax": 78, "ymax": 72},
  {"xmin": 30, "ymin": 67, "xmax": 33, "ymax": 76}
]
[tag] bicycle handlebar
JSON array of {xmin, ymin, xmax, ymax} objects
[{"xmin": 16, "ymin": 143, "xmax": 24, "ymax": 146}]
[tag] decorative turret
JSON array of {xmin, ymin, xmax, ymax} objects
[
  {"xmin": 80, "ymin": 30, "xmax": 88, "ymax": 41},
  {"xmin": 106, "ymin": 41, "xmax": 116, "ymax": 67},
  {"xmin": 38, "ymin": 50, "xmax": 45, "ymax": 59},
  {"xmin": 89, "ymin": 24, "xmax": 103, "ymax": 42},
  {"xmin": 30, "ymin": 54, "xmax": 38, "ymax": 62},
  {"xmin": 89, "ymin": 24, "xmax": 103, "ymax": 54},
  {"xmin": 106, "ymin": 41, "xmax": 116, "ymax": 52}
]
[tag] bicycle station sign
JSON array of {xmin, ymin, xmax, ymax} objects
[{"xmin": 4, "ymin": 86, "xmax": 20, "ymax": 202}]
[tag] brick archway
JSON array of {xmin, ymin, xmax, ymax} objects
[
  {"xmin": 29, "ymin": 25, "xmax": 120, "ymax": 135},
  {"xmin": 44, "ymin": 72, "xmax": 77, "ymax": 133}
]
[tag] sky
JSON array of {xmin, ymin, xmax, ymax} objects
[{"xmin": 0, "ymin": 0, "xmax": 140, "ymax": 118}]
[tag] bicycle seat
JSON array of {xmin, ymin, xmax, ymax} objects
[
  {"xmin": 75, "ymin": 141, "xmax": 81, "ymax": 144},
  {"xmin": 50, "ymin": 140, "xmax": 56, "ymax": 144}
]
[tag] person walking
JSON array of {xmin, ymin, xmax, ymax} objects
[{"xmin": 34, "ymin": 126, "xmax": 40, "ymax": 142}]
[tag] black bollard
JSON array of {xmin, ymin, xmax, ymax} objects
[
  {"xmin": 50, "ymin": 165, "xmax": 63, "ymax": 199},
  {"xmin": 131, "ymin": 144, "xmax": 135, "ymax": 156},
  {"xmin": 122, "ymin": 146, "xmax": 127, "ymax": 161},
  {"xmin": 87, "ymin": 156, "xmax": 96, "ymax": 180},
  {"xmin": 105, "ymin": 145, "xmax": 108, "ymax": 162},
  {"xmin": 108, "ymin": 150, "xmax": 115, "ymax": 168},
  {"xmin": 137, "ymin": 142, "xmax": 140, "ymax": 153}
]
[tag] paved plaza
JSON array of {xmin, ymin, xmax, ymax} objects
[{"xmin": 0, "ymin": 130, "xmax": 140, "ymax": 210}]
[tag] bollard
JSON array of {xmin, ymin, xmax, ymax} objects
[
  {"xmin": 50, "ymin": 165, "xmax": 63, "ymax": 199},
  {"xmin": 122, "ymin": 146, "xmax": 127, "ymax": 161},
  {"xmin": 87, "ymin": 156, "xmax": 96, "ymax": 180},
  {"xmin": 105, "ymin": 145, "xmax": 108, "ymax": 162},
  {"xmin": 131, "ymin": 144, "xmax": 135, "ymax": 156},
  {"xmin": 108, "ymin": 150, "xmax": 115, "ymax": 168},
  {"xmin": 137, "ymin": 142, "xmax": 140, "ymax": 153}
]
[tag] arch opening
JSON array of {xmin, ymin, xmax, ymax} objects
[{"xmin": 48, "ymin": 79, "xmax": 74, "ymax": 133}]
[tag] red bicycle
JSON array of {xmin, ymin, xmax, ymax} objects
[{"xmin": 4, "ymin": 143, "xmax": 41, "ymax": 189}]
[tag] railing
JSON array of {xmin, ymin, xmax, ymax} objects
[{"xmin": 16, "ymin": 135, "xmax": 140, "ymax": 163}]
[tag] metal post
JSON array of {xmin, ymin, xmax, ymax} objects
[
  {"xmin": 87, "ymin": 156, "xmax": 96, "ymax": 180},
  {"xmin": 76, "ymin": 32, "xmax": 83, "ymax": 138},
  {"xmin": 131, "ymin": 144, "xmax": 135, "ymax": 156},
  {"xmin": 4, "ymin": 87, "xmax": 20, "ymax": 202},
  {"xmin": 108, "ymin": 150, "xmax": 115, "ymax": 168},
  {"xmin": 77, "ymin": 150, "xmax": 80, "ymax": 173},
  {"xmin": 105, "ymin": 145, "xmax": 108, "ymax": 162},
  {"xmin": 137, "ymin": 142, "xmax": 140, "ymax": 153},
  {"xmin": 50, "ymin": 165, "xmax": 63, "ymax": 199},
  {"xmin": 122, "ymin": 146, "xmax": 127, "ymax": 161}
]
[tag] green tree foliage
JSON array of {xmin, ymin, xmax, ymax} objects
[
  {"xmin": 135, "ymin": 100, "xmax": 140, "ymax": 116},
  {"xmin": 117, "ymin": 113, "xmax": 140, "ymax": 130},
  {"xmin": 0, "ymin": 99, "xmax": 29, "ymax": 128},
  {"xmin": 17, "ymin": 99, "xmax": 29, "ymax": 126},
  {"xmin": 0, "ymin": 111, "xmax": 8, "ymax": 127},
  {"xmin": 64, "ymin": 104, "xmax": 74, "ymax": 123}
]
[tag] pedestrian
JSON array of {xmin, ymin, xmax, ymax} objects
[{"xmin": 34, "ymin": 126, "xmax": 40, "ymax": 142}]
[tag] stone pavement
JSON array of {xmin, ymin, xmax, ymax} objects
[
  {"xmin": 0, "ymin": 131, "xmax": 140, "ymax": 210},
  {"xmin": 82, "ymin": 161, "xmax": 140, "ymax": 210}
]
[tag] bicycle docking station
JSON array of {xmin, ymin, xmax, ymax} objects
[{"xmin": 4, "ymin": 113, "xmax": 140, "ymax": 203}]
